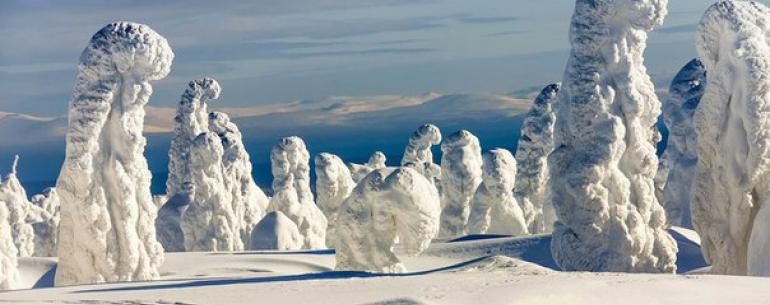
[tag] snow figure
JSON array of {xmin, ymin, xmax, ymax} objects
[
  {"xmin": 334, "ymin": 167, "xmax": 441, "ymax": 273},
  {"xmin": 660, "ymin": 59, "xmax": 705, "ymax": 228},
  {"xmin": 548, "ymin": 0, "xmax": 677, "ymax": 273},
  {"xmin": 209, "ymin": 111, "xmax": 269, "ymax": 249},
  {"xmin": 0, "ymin": 204, "xmax": 19, "ymax": 290},
  {"xmin": 438, "ymin": 130, "xmax": 483, "ymax": 237},
  {"xmin": 166, "ymin": 78, "xmax": 221, "ymax": 201},
  {"xmin": 250, "ymin": 211, "xmax": 302, "ymax": 251},
  {"xmin": 349, "ymin": 151, "xmax": 387, "ymax": 183},
  {"xmin": 314, "ymin": 153, "xmax": 356, "ymax": 247},
  {"xmin": 0, "ymin": 156, "xmax": 34, "ymax": 257},
  {"xmin": 693, "ymin": 1, "xmax": 770, "ymax": 276},
  {"xmin": 181, "ymin": 132, "xmax": 239, "ymax": 252},
  {"xmin": 30, "ymin": 188, "xmax": 60, "ymax": 257},
  {"xmin": 55, "ymin": 22, "xmax": 172, "ymax": 286},
  {"xmin": 156, "ymin": 182, "xmax": 193, "ymax": 252},
  {"xmin": 468, "ymin": 148, "xmax": 528, "ymax": 235},
  {"xmin": 268, "ymin": 136, "xmax": 328, "ymax": 249},
  {"xmin": 513, "ymin": 83, "xmax": 559, "ymax": 234},
  {"xmin": 401, "ymin": 124, "xmax": 442, "ymax": 188}
]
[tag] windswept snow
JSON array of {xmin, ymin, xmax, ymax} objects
[
  {"xmin": 349, "ymin": 151, "xmax": 387, "ymax": 183},
  {"xmin": 513, "ymin": 84, "xmax": 558, "ymax": 234},
  {"xmin": 250, "ymin": 211, "xmax": 302, "ymax": 251},
  {"xmin": 314, "ymin": 152, "xmax": 355, "ymax": 247},
  {"xmin": 439, "ymin": 130, "xmax": 482, "ymax": 237},
  {"xmin": 30, "ymin": 188, "xmax": 59, "ymax": 257},
  {"xmin": 0, "ymin": 204, "xmax": 19, "ymax": 290},
  {"xmin": 548, "ymin": 0, "xmax": 677, "ymax": 272},
  {"xmin": 468, "ymin": 148, "xmax": 528, "ymax": 236},
  {"xmin": 0, "ymin": 156, "xmax": 34, "ymax": 257},
  {"xmin": 401, "ymin": 124, "xmax": 442, "ymax": 189},
  {"xmin": 335, "ymin": 167, "xmax": 441, "ymax": 272},
  {"xmin": 693, "ymin": 0, "xmax": 770, "ymax": 276},
  {"xmin": 54, "ymin": 22, "xmax": 172, "ymax": 286}
]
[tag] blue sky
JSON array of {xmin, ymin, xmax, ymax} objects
[{"xmin": 0, "ymin": 0, "xmax": 764, "ymax": 116}]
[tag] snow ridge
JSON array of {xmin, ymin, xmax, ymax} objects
[
  {"xmin": 468, "ymin": 148, "xmax": 528, "ymax": 235},
  {"xmin": 439, "ymin": 130, "xmax": 483, "ymax": 237},
  {"xmin": 314, "ymin": 153, "xmax": 355, "ymax": 247}
]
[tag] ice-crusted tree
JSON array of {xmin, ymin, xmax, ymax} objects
[
  {"xmin": 314, "ymin": 153, "xmax": 356, "ymax": 247},
  {"xmin": 439, "ymin": 130, "xmax": 483, "ymax": 237},
  {"xmin": 0, "ymin": 156, "xmax": 34, "ymax": 257},
  {"xmin": 250, "ymin": 211, "xmax": 302, "ymax": 251},
  {"xmin": 401, "ymin": 124, "xmax": 442, "ymax": 189},
  {"xmin": 156, "ymin": 182, "xmax": 193, "ymax": 252},
  {"xmin": 30, "ymin": 188, "xmax": 60, "ymax": 257},
  {"xmin": 468, "ymin": 149, "xmax": 528, "ymax": 235},
  {"xmin": 0, "ymin": 204, "xmax": 19, "ymax": 290},
  {"xmin": 268, "ymin": 136, "xmax": 328, "ymax": 249},
  {"xmin": 335, "ymin": 167, "xmax": 441, "ymax": 273},
  {"xmin": 55, "ymin": 22, "xmax": 172, "ymax": 285},
  {"xmin": 209, "ymin": 111, "xmax": 269, "ymax": 249},
  {"xmin": 548, "ymin": 0, "xmax": 677, "ymax": 273},
  {"xmin": 693, "ymin": 0, "xmax": 770, "ymax": 276},
  {"xmin": 349, "ymin": 151, "xmax": 387, "ymax": 183},
  {"xmin": 514, "ymin": 84, "xmax": 559, "ymax": 234},
  {"xmin": 660, "ymin": 59, "xmax": 705, "ymax": 228}
]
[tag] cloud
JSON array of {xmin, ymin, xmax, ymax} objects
[
  {"xmin": 486, "ymin": 30, "xmax": 526, "ymax": 37},
  {"xmin": 657, "ymin": 23, "xmax": 697, "ymax": 34},
  {"xmin": 456, "ymin": 15, "xmax": 519, "ymax": 24}
]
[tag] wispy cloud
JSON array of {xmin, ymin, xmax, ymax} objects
[
  {"xmin": 657, "ymin": 23, "xmax": 697, "ymax": 34},
  {"xmin": 456, "ymin": 15, "xmax": 519, "ymax": 24}
]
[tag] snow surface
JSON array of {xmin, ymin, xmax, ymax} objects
[
  {"xmin": 54, "ymin": 22, "xmax": 172, "ymax": 286},
  {"xmin": 314, "ymin": 152, "xmax": 356, "ymax": 247},
  {"xmin": 29, "ymin": 187, "xmax": 59, "ymax": 257},
  {"xmin": 349, "ymin": 151, "xmax": 387, "ymax": 183},
  {"xmin": 693, "ymin": 0, "xmax": 770, "ymax": 276},
  {"xmin": 548, "ymin": 0, "xmax": 677, "ymax": 272},
  {"xmin": 438, "ymin": 130, "xmax": 482, "ymax": 237},
  {"xmin": 249, "ymin": 211, "xmax": 302, "ymax": 251},
  {"xmin": 0, "ymin": 156, "xmax": 35, "ymax": 257},
  {"xmin": 401, "ymin": 124, "xmax": 442, "ymax": 189},
  {"xmin": 513, "ymin": 84, "xmax": 558, "ymax": 234},
  {"xmin": 468, "ymin": 148, "xmax": 528, "ymax": 236},
  {"xmin": 335, "ymin": 167, "xmax": 441, "ymax": 273}
]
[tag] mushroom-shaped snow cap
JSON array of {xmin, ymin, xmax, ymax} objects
[
  {"xmin": 416, "ymin": 124, "xmax": 442, "ymax": 145},
  {"xmin": 482, "ymin": 148, "xmax": 517, "ymax": 190}
]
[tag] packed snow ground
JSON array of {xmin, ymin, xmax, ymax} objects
[{"xmin": 3, "ymin": 227, "xmax": 760, "ymax": 305}]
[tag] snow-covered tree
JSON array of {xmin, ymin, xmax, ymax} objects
[
  {"xmin": 156, "ymin": 182, "xmax": 193, "ymax": 252},
  {"xmin": 30, "ymin": 188, "xmax": 60, "ymax": 257},
  {"xmin": 659, "ymin": 59, "xmax": 705, "ymax": 228},
  {"xmin": 513, "ymin": 84, "xmax": 559, "ymax": 234},
  {"xmin": 349, "ymin": 151, "xmax": 386, "ymax": 183},
  {"xmin": 468, "ymin": 148, "xmax": 528, "ymax": 235},
  {"xmin": 693, "ymin": 0, "xmax": 770, "ymax": 276},
  {"xmin": 548, "ymin": 0, "xmax": 677, "ymax": 273},
  {"xmin": 335, "ymin": 167, "xmax": 441, "ymax": 273},
  {"xmin": 0, "ymin": 156, "xmax": 34, "ymax": 257},
  {"xmin": 401, "ymin": 124, "xmax": 442, "ymax": 189},
  {"xmin": 314, "ymin": 153, "xmax": 355, "ymax": 247},
  {"xmin": 250, "ymin": 211, "xmax": 302, "ymax": 251},
  {"xmin": 268, "ymin": 136, "xmax": 328, "ymax": 249},
  {"xmin": 55, "ymin": 22, "xmax": 172, "ymax": 285},
  {"xmin": 439, "ymin": 130, "xmax": 482, "ymax": 237},
  {"xmin": 0, "ymin": 204, "xmax": 19, "ymax": 290}
]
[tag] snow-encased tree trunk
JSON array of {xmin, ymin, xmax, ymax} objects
[
  {"xmin": 349, "ymin": 151, "xmax": 387, "ymax": 183},
  {"xmin": 181, "ymin": 133, "xmax": 239, "ymax": 251},
  {"xmin": 468, "ymin": 148, "xmax": 528, "ymax": 235},
  {"xmin": 314, "ymin": 153, "xmax": 355, "ymax": 247},
  {"xmin": 55, "ymin": 22, "xmax": 172, "ymax": 286},
  {"xmin": 660, "ymin": 59, "xmax": 705, "ymax": 228},
  {"xmin": 693, "ymin": 0, "xmax": 770, "ymax": 276},
  {"xmin": 30, "ymin": 188, "xmax": 60, "ymax": 257},
  {"xmin": 401, "ymin": 124, "xmax": 442, "ymax": 189},
  {"xmin": 209, "ymin": 111, "xmax": 269, "ymax": 249},
  {"xmin": 513, "ymin": 84, "xmax": 559, "ymax": 234},
  {"xmin": 548, "ymin": 0, "xmax": 677, "ymax": 273},
  {"xmin": 156, "ymin": 182, "xmax": 193, "ymax": 252},
  {"xmin": 0, "ymin": 204, "xmax": 19, "ymax": 290},
  {"xmin": 439, "ymin": 130, "xmax": 482, "ymax": 237},
  {"xmin": 0, "ymin": 156, "xmax": 34, "ymax": 257},
  {"xmin": 335, "ymin": 167, "xmax": 441, "ymax": 273},
  {"xmin": 268, "ymin": 137, "xmax": 328, "ymax": 249},
  {"xmin": 250, "ymin": 211, "xmax": 302, "ymax": 251}
]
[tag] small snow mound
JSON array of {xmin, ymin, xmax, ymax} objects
[
  {"xmin": 454, "ymin": 255, "xmax": 554, "ymax": 275},
  {"xmin": 250, "ymin": 211, "xmax": 302, "ymax": 251}
]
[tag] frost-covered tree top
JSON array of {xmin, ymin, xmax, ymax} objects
[
  {"xmin": 0, "ymin": 204, "xmax": 19, "ymax": 290},
  {"xmin": 401, "ymin": 124, "xmax": 442, "ymax": 187},
  {"xmin": 55, "ymin": 22, "xmax": 171, "ymax": 286},
  {"xmin": 548, "ymin": 0, "xmax": 677, "ymax": 273},
  {"xmin": 439, "ymin": 130, "xmax": 483, "ymax": 237},
  {"xmin": 0, "ymin": 156, "xmax": 35, "ymax": 258},
  {"xmin": 468, "ymin": 148, "xmax": 528, "ymax": 236},
  {"xmin": 315, "ymin": 153, "xmax": 355, "ymax": 247},
  {"xmin": 349, "ymin": 151, "xmax": 387, "ymax": 183},
  {"xmin": 514, "ymin": 83, "xmax": 559, "ymax": 234},
  {"xmin": 693, "ymin": 0, "xmax": 770, "ymax": 276},
  {"xmin": 335, "ymin": 167, "xmax": 441, "ymax": 273}
]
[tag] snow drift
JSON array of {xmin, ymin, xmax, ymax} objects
[
  {"xmin": 548, "ymin": 0, "xmax": 677, "ymax": 272},
  {"xmin": 468, "ymin": 148, "xmax": 528, "ymax": 235},
  {"xmin": 250, "ymin": 211, "xmax": 302, "ymax": 251},
  {"xmin": 401, "ymin": 124, "xmax": 442, "ymax": 189},
  {"xmin": 54, "ymin": 22, "xmax": 172, "ymax": 285},
  {"xmin": 693, "ymin": 0, "xmax": 770, "ymax": 276},
  {"xmin": 314, "ymin": 153, "xmax": 355, "ymax": 247},
  {"xmin": 0, "ymin": 156, "xmax": 35, "ymax": 258},
  {"xmin": 439, "ymin": 130, "xmax": 482, "ymax": 237},
  {"xmin": 349, "ymin": 151, "xmax": 387, "ymax": 183},
  {"xmin": 334, "ymin": 167, "xmax": 441, "ymax": 272}
]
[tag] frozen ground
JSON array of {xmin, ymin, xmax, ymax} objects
[{"xmin": 3, "ymin": 227, "xmax": 770, "ymax": 305}]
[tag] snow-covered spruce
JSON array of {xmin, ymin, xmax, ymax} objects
[
  {"xmin": 209, "ymin": 111, "xmax": 269, "ymax": 249},
  {"xmin": 693, "ymin": 1, "xmax": 770, "ymax": 276},
  {"xmin": 401, "ymin": 124, "xmax": 442, "ymax": 189},
  {"xmin": 55, "ymin": 22, "xmax": 172, "ymax": 286},
  {"xmin": 0, "ymin": 204, "xmax": 19, "ymax": 290},
  {"xmin": 30, "ymin": 188, "xmax": 60, "ymax": 257},
  {"xmin": 439, "ymin": 130, "xmax": 482, "ymax": 237},
  {"xmin": 250, "ymin": 211, "xmax": 302, "ymax": 251},
  {"xmin": 156, "ymin": 182, "xmax": 193, "ymax": 252},
  {"xmin": 468, "ymin": 148, "xmax": 528, "ymax": 235},
  {"xmin": 268, "ymin": 136, "xmax": 328, "ymax": 249},
  {"xmin": 314, "ymin": 153, "xmax": 355, "ymax": 247},
  {"xmin": 513, "ymin": 83, "xmax": 559, "ymax": 234},
  {"xmin": 659, "ymin": 59, "xmax": 705, "ymax": 228},
  {"xmin": 548, "ymin": 0, "xmax": 677, "ymax": 273},
  {"xmin": 349, "ymin": 151, "xmax": 387, "ymax": 183},
  {"xmin": 334, "ymin": 167, "xmax": 441, "ymax": 273},
  {"xmin": 0, "ymin": 156, "xmax": 34, "ymax": 257}
]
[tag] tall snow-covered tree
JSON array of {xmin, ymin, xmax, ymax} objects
[
  {"xmin": 401, "ymin": 124, "xmax": 442, "ymax": 189},
  {"xmin": 314, "ymin": 153, "xmax": 355, "ymax": 247},
  {"xmin": 468, "ymin": 148, "xmax": 528, "ymax": 236},
  {"xmin": 439, "ymin": 130, "xmax": 483, "ymax": 237},
  {"xmin": 0, "ymin": 156, "xmax": 34, "ymax": 257}
]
